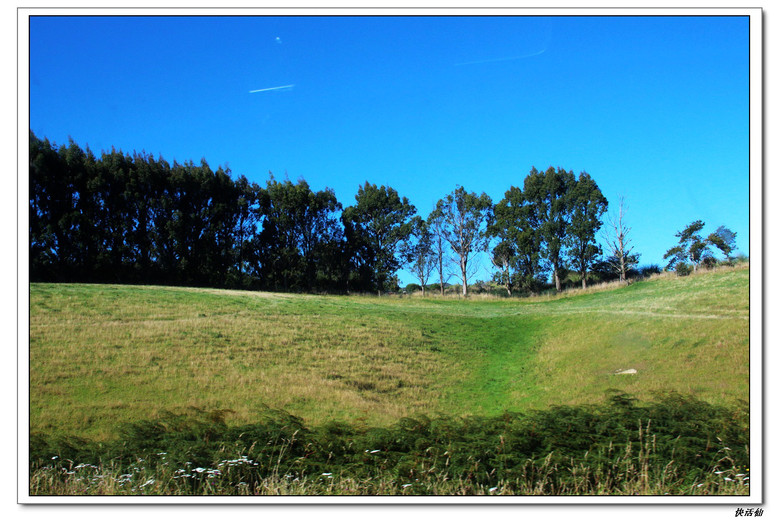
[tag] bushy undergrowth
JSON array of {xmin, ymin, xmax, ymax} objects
[{"xmin": 29, "ymin": 393, "xmax": 749, "ymax": 496}]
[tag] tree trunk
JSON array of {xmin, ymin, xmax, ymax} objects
[
  {"xmin": 461, "ymin": 258, "xmax": 468, "ymax": 296},
  {"xmin": 554, "ymin": 265, "xmax": 561, "ymax": 292},
  {"xmin": 619, "ymin": 250, "xmax": 626, "ymax": 282},
  {"xmin": 581, "ymin": 270, "xmax": 587, "ymax": 289},
  {"xmin": 438, "ymin": 246, "xmax": 445, "ymax": 296},
  {"xmin": 502, "ymin": 261, "xmax": 512, "ymax": 296}
]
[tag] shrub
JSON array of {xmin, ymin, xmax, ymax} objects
[
  {"xmin": 637, "ymin": 264, "xmax": 661, "ymax": 278},
  {"xmin": 675, "ymin": 262, "xmax": 693, "ymax": 277},
  {"xmin": 700, "ymin": 256, "xmax": 718, "ymax": 270}
]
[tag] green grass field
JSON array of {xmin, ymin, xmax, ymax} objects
[{"xmin": 29, "ymin": 263, "xmax": 750, "ymax": 443}]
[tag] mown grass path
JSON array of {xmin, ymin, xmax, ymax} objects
[{"xmin": 29, "ymin": 265, "xmax": 749, "ymax": 441}]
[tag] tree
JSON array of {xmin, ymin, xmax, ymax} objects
[
  {"xmin": 707, "ymin": 226, "xmax": 738, "ymax": 262},
  {"xmin": 427, "ymin": 206, "xmax": 450, "ymax": 295},
  {"xmin": 342, "ymin": 182, "xmax": 417, "ymax": 294},
  {"xmin": 436, "ymin": 186, "xmax": 493, "ymax": 296},
  {"xmin": 523, "ymin": 167, "xmax": 576, "ymax": 292},
  {"xmin": 663, "ymin": 220, "xmax": 710, "ymax": 273},
  {"xmin": 567, "ymin": 172, "xmax": 608, "ymax": 289},
  {"xmin": 230, "ymin": 175, "xmax": 262, "ymax": 288},
  {"xmin": 28, "ymin": 131, "xmax": 268, "ymax": 289},
  {"xmin": 602, "ymin": 195, "xmax": 638, "ymax": 283},
  {"xmin": 487, "ymin": 193, "xmax": 518, "ymax": 297},
  {"xmin": 402, "ymin": 217, "xmax": 437, "ymax": 297},
  {"xmin": 489, "ymin": 240, "xmax": 515, "ymax": 296},
  {"xmin": 29, "ymin": 132, "xmax": 68, "ymax": 280},
  {"xmin": 257, "ymin": 175, "xmax": 343, "ymax": 292},
  {"xmin": 495, "ymin": 186, "xmax": 546, "ymax": 294}
]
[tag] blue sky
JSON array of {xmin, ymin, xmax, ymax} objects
[{"xmin": 29, "ymin": 15, "xmax": 750, "ymax": 286}]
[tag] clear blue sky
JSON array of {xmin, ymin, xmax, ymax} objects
[{"xmin": 29, "ymin": 15, "xmax": 750, "ymax": 286}]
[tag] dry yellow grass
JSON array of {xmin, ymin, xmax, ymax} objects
[{"xmin": 29, "ymin": 263, "xmax": 750, "ymax": 440}]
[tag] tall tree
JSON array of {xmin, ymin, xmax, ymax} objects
[
  {"xmin": 258, "ymin": 175, "xmax": 343, "ymax": 292},
  {"xmin": 29, "ymin": 132, "xmax": 66, "ymax": 280},
  {"xmin": 602, "ymin": 195, "xmax": 638, "ymax": 282},
  {"xmin": 342, "ymin": 182, "xmax": 416, "ymax": 294},
  {"xmin": 127, "ymin": 151, "xmax": 156, "ymax": 280},
  {"xmin": 523, "ymin": 167, "xmax": 576, "ymax": 292},
  {"xmin": 490, "ymin": 185, "xmax": 545, "ymax": 295},
  {"xmin": 567, "ymin": 172, "xmax": 608, "ymax": 289},
  {"xmin": 426, "ymin": 207, "xmax": 450, "ymax": 296},
  {"xmin": 230, "ymin": 175, "xmax": 262, "ymax": 288},
  {"xmin": 402, "ymin": 217, "xmax": 437, "ymax": 296},
  {"xmin": 147, "ymin": 153, "xmax": 178, "ymax": 284},
  {"xmin": 436, "ymin": 186, "xmax": 492, "ymax": 296}
]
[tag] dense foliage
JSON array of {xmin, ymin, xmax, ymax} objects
[
  {"xmin": 30, "ymin": 393, "xmax": 749, "ymax": 496},
  {"xmin": 30, "ymin": 133, "xmax": 359, "ymax": 292}
]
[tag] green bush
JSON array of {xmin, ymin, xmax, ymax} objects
[{"xmin": 675, "ymin": 262, "xmax": 693, "ymax": 276}]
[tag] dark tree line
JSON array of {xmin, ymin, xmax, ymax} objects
[
  {"xmin": 31, "ymin": 132, "xmax": 261, "ymax": 288},
  {"xmin": 29, "ymin": 132, "xmax": 417, "ymax": 293},
  {"xmin": 31, "ymin": 132, "xmax": 652, "ymax": 295}
]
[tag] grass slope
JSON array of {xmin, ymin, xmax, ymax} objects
[{"xmin": 29, "ymin": 264, "xmax": 749, "ymax": 441}]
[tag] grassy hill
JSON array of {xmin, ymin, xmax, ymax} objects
[{"xmin": 29, "ymin": 263, "xmax": 749, "ymax": 442}]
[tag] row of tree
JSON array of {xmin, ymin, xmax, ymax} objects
[
  {"xmin": 405, "ymin": 168, "xmax": 640, "ymax": 296},
  {"xmin": 30, "ymin": 132, "xmax": 639, "ymax": 295},
  {"xmin": 30, "ymin": 132, "xmax": 429, "ymax": 292}
]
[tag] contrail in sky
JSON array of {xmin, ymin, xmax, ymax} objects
[{"xmin": 249, "ymin": 84, "xmax": 294, "ymax": 93}]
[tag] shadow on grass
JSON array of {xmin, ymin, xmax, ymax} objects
[{"xmin": 30, "ymin": 392, "xmax": 749, "ymax": 496}]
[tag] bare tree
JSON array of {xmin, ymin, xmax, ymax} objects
[{"xmin": 602, "ymin": 195, "xmax": 637, "ymax": 282}]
